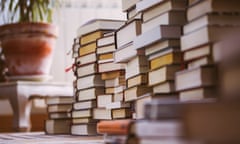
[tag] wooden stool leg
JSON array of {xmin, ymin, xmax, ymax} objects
[{"xmin": 9, "ymin": 94, "xmax": 32, "ymax": 132}]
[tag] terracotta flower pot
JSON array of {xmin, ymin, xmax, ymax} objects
[{"xmin": 0, "ymin": 23, "xmax": 58, "ymax": 77}]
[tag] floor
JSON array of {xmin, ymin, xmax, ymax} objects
[{"xmin": 0, "ymin": 132, "xmax": 104, "ymax": 144}]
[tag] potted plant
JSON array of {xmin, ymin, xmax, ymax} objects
[{"xmin": 0, "ymin": 0, "xmax": 59, "ymax": 80}]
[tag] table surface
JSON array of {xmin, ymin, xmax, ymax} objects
[{"xmin": 0, "ymin": 132, "xmax": 103, "ymax": 144}]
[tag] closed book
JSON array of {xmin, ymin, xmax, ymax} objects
[
  {"xmin": 106, "ymin": 101, "xmax": 131, "ymax": 109},
  {"xmin": 98, "ymin": 53, "xmax": 113, "ymax": 61},
  {"xmin": 134, "ymin": 25, "xmax": 182, "ymax": 50},
  {"xmin": 112, "ymin": 108, "xmax": 131, "ymax": 119},
  {"xmin": 153, "ymin": 81, "xmax": 175, "ymax": 94},
  {"xmin": 97, "ymin": 94, "xmax": 113, "ymax": 108},
  {"xmin": 150, "ymin": 52, "xmax": 182, "ymax": 70},
  {"xmin": 148, "ymin": 65, "xmax": 181, "ymax": 86},
  {"xmin": 114, "ymin": 43, "xmax": 145, "ymax": 63},
  {"xmin": 124, "ymin": 85, "xmax": 152, "ymax": 102},
  {"xmin": 184, "ymin": 13, "xmax": 240, "ymax": 35},
  {"xmin": 180, "ymin": 87, "xmax": 216, "ymax": 101},
  {"xmin": 176, "ymin": 66, "xmax": 217, "ymax": 91},
  {"xmin": 49, "ymin": 112, "xmax": 71, "ymax": 119},
  {"xmin": 116, "ymin": 19, "xmax": 142, "ymax": 49},
  {"xmin": 45, "ymin": 119, "xmax": 71, "ymax": 135},
  {"xmin": 97, "ymin": 120, "xmax": 132, "ymax": 135},
  {"xmin": 47, "ymin": 104, "xmax": 72, "ymax": 113},
  {"xmin": 79, "ymin": 42, "xmax": 97, "ymax": 56},
  {"xmin": 97, "ymin": 34, "xmax": 115, "ymax": 47},
  {"xmin": 187, "ymin": 56, "xmax": 213, "ymax": 69},
  {"xmin": 73, "ymin": 100, "xmax": 97, "ymax": 110},
  {"xmin": 101, "ymin": 70, "xmax": 125, "ymax": 80},
  {"xmin": 181, "ymin": 26, "xmax": 239, "ymax": 52},
  {"xmin": 145, "ymin": 39, "xmax": 180, "ymax": 56},
  {"xmin": 122, "ymin": 0, "xmax": 140, "ymax": 12},
  {"xmin": 135, "ymin": 93, "xmax": 152, "ymax": 119},
  {"xmin": 142, "ymin": 10, "xmax": 186, "ymax": 33},
  {"xmin": 72, "ymin": 118, "xmax": 97, "ymax": 124},
  {"xmin": 71, "ymin": 123, "xmax": 97, "ymax": 136},
  {"xmin": 46, "ymin": 96, "xmax": 74, "ymax": 105},
  {"xmin": 127, "ymin": 7, "xmax": 141, "ymax": 20},
  {"xmin": 75, "ymin": 53, "xmax": 97, "ymax": 66},
  {"xmin": 126, "ymin": 56, "xmax": 149, "ymax": 79},
  {"xmin": 105, "ymin": 87, "xmax": 115, "ymax": 94},
  {"xmin": 76, "ymin": 63, "xmax": 98, "ymax": 78},
  {"xmin": 77, "ymin": 19, "xmax": 125, "ymax": 37},
  {"xmin": 98, "ymin": 62, "xmax": 125, "ymax": 73},
  {"xmin": 77, "ymin": 74, "xmax": 104, "ymax": 90},
  {"xmin": 113, "ymin": 92, "xmax": 124, "ymax": 102},
  {"xmin": 127, "ymin": 74, "xmax": 148, "ymax": 88},
  {"xmin": 183, "ymin": 44, "xmax": 211, "ymax": 61},
  {"xmin": 93, "ymin": 108, "xmax": 112, "ymax": 120},
  {"xmin": 105, "ymin": 76, "xmax": 126, "ymax": 88},
  {"xmin": 187, "ymin": 0, "xmax": 240, "ymax": 21},
  {"xmin": 71, "ymin": 109, "xmax": 92, "ymax": 118},
  {"xmin": 130, "ymin": 120, "xmax": 183, "ymax": 137},
  {"xmin": 77, "ymin": 87, "xmax": 105, "ymax": 101},
  {"xmin": 97, "ymin": 44, "xmax": 116, "ymax": 55},
  {"xmin": 80, "ymin": 30, "xmax": 109, "ymax": 45}
]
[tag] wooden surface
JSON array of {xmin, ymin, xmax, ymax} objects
[{"xmin": 0, "ymin": 132, "xmax": 104, "ymax": 144}]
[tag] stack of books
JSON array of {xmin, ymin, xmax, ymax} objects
[
  {"xmin": 71, "ymin": 19, "xmax": 125, "ymax": 136},
  {"xmin": 176, "ymin": 0, "xmax": 240, "ymax": 101},
  {"xmin": 94, "ymin": 31, "xmax": 132, "ymax": 121},
  {"xmin": 45, "ymin": 96, "xmax": 74, "ymax": 134}
]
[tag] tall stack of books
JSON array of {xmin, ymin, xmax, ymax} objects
[
  {"xmin": 176, "ymin": 0, "xmax": 240, "ymax": 101},
  {"xmin": 71, "ymin": 19, "xmax": 125, "ymax": 136},
  {"xmin": 93, "ymin": 31, "xmax": 132, "ymax": 121},
  {"xmin": 45, "ymin": 96, "xmax": 74, "ymax": 134}
]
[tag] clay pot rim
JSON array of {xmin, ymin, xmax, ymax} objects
[{"xmin": 0, "ymin": 22, "xmax": 58, "ymax": 38}]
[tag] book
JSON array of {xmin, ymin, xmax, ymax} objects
[
  {"xmin": 184, "ymin": 13, "xmax": 240, "ymax": 35},
  {"xmin": 46, "ymin": 96, "xmax": 74, "ymax": 105},
  {"xmin": 97, "ymin": 34, "xmax": 115, "ymax": 47},
  {"xmin": 101, "ymin": 70, "xmax": 125, "ymax": 80},
  {"xmin": 49, "ymin": 112, "xmax": 71, "ymax": 119},
  {"xmin": 72, "ymin": 118, "xmax": 97, "ymax": 124},
  {"xmin": 114, "ymin": 43, "xmax": 145, "ymax": 63},
  {"xmin": 181, "ymin": 26, "xmax": 239, "ymax": 51},
  {"xmin": 135, "ymin": 93, "xmax": 152, "ymax": 119},
  {"xmin": 77, "ymin": 19, "xmax": 125, "ymax": 37},
  {"xmin": 122, "ymin": 0, "xmax": 140, "ymax": 12},
  {"xmin": 47, "ymin": 104, "xmax": 72, "ymax": 113},
  {"xmin": 130, "ymin": 120, "xmax": 183, "ymax": 137},
  {"xmin": 187, "ymin": 56, "xmax": 213, "ymax": 69},
  {"xmin": 153, "ymin": 81, "xmax": 175, "ymax": 94},
  {"xmin": 75, "ymin": 53, "xmax": 97, "ymax": 66},
  {"xmin": 80, "ymin": 30, "xmax": 109, "ymax": 45},
  {"xmin": 105, "ymin": 76, "xmax": 126, "ymax": 88},
  {"xmin": 187, "ymin": 0, "xmax": 240, "ymax": 21},
  {"xmin": 124, "ymin": 85, "xmax": 152, "ymax": 102},
  {"xmin": 149, "ymin": 52, "xmax": 182, "ymax": 70},
  {"xmin": 77, "ymin": 87, "xmax": 105, "ymax": 101},
  {"xmin": 97, "ymin": 94, "xmax": 113, "ymax": 108},
  {"xmin": 77, "ymin": 74, "xmax": 104, "ymax": 90},
  {"xmin": 106, "ymin": 101, "xmax": 131, "ymax": 109},
  {"xmin": 127, "ymin": 7, "xmax": 142, "ymax": 20},
  {"xmin": 71, "ymin": 109, "xmax": 92, "ymax": 118},
  {"xmin": 183, "ymin": 44, "xmax": 211, "ymax": 61},
  {"xmin": 113, "ymin": 92, "xmax": 124, "ymax": 102},
  {"xmin": 127, "ymin": 74, "xmax": 148, "ymax": 88},
  {"xmin": 126, "ymin": 56, "xmax": 149, "ymax": 79},
  {"xmin": 180, "ymin": 87, "xmax": 216, "ymax": 101},
  {"xmin": 71, "ymin": 123, "xmax": 97, "ymax": 136},
  {"xmin": 105, "ymin": 87, "xmax": 115, "ymax": 94},
  {"xmin": 98, "ymin": 62, "xmax": 126, "ymax": 73},
  {"xmin": 97, "ymin": 44, "xmax": 116, "ymax": 55},
  {"xmin": 142, "ymin": 10, "xmax": 186, "ymax": 33},
  {"xmin": 98, "ymin": 53, "xmax": 113, "ymax": 61},
  {"xmin": 127, "ymin": 137, "xmax": 199, "ymax": 144},
  {"xmin": 176, "ymin": 66, "xmax": 217, "ymax": 91},
  {"xmin": 145, "ymin": 39, "xmax": 180, "ymax": 56},
  {"xmin": 112, "ymin": 108, "xmax": 131, "ymax": 119},
  {"xmin": 137, "ymin": 0, "xmax": 187, "ymax": 13},
  {"xmin": 73, "ymin": 100, "xmax": 97, "ymax": 110},
  {"xmin": 76, "ymin": 63, "xmax": 98, "ymax": 77},
  {"xmin": 93, "ymin": 108, "xmax": 112, "ymax": 120},
  {"xmin": 79, "ymin": 42, "xmax": 97, "ymax": 56},
  {"xmin": 45, "ymin": 119, "xmax": 71, "ymax": 134},
  {"xmin": 97, "ymin": 119, "xmax": 132, "ymax": 135},
  {"xmin": 148, "ymin": 65, "xmax": 181, "ymax": 86},
  {"xmin": 116, "ymin": 19, "xmax": 142, "ymax": 49},
  {"xmin": 134, "ymin": 25, "xmax": 182, "ymax": 50}
]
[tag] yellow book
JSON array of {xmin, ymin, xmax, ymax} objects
[
  {"xmin": 150, "ymin": 52, "xmax": 182, "ymax": 70},
  {"xmin": 80, "ymin": 31, "xmax": 104, "ymax": 45},
  {"xmin": 101, "ymin": 71, "xmax": 125, "ymax": 80},
  {"xmin": 79, "ymin": 42, "xmax": 97, "ymax": 56},
  {"xmin": 99, "ymin": 53, "xmax": 114, "ymax": 60},
  {"xmin": 127, "ymin": 74, "xmax": 147, "ymax": 88}
]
